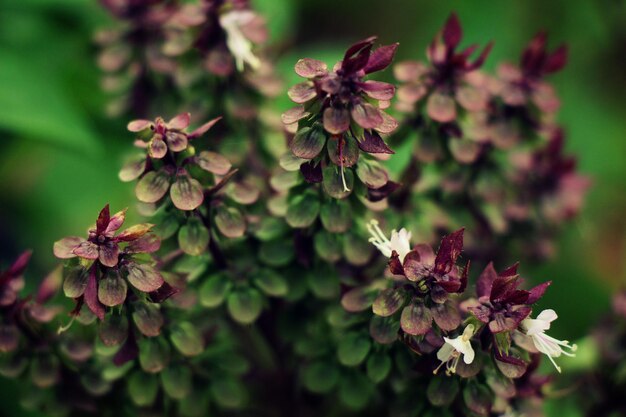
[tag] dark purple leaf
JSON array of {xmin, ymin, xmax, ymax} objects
[
  {"xmin": 434, "ymin": 228, "xmax": 464, "ymax": 275},
  {"xmin": 300, "ymin": 161, "xmax": 323, "ymax": 183},
  {"xmin": 526, "ymin": 281, "xmax": 551, "ymax": 304},
  {"xmin": 358, "ymin": 130, "xmax": 394, "ymax": 154},
  {"xmin": 476, "ymin": 262, "xmax": 497, "ymax": 299},
  {"xmin": 387, "ymin": 251, "xmax": 404, "ymax": 275},
  {"xmin": 188, "ymin": 117, "xmax": 222, "ymax": 139},
  {"xmin": 342, "ymin": 36, "xmax": 376, "ymax": 74},
  {"xmin": 149, "ymin": 282, "xmax": 180, "ymax": 303},
  {"xmin": 544, "ymin": 45, "xmax": 568, "ymax": 74},
  {"xmin": 442, "ymin": 13, "xmax": 462, "ymax": 49},
  {"xmin": 85, "ymin": 268, "xmax": 105, "ymax": 320},
  {"xmin": 96, "ymin": 204, "xmax": 111, "ymax": 234},
  {"xmin": 113, "ymin": 331, "xmax": 138, "ymax": 366},
  {"xmin": 363, "ymin": 43, "xmax": 399, "ymax": 74},
  {"xmin": 367, "ymin": 180, "xmax": 400, "ymax": 202},
  {"xmin": 5, "ymin": 250, "xmax": 32, "ymax": 278},
  {"xmin": 468, "ymin": 41, "xmax": 494, "ymax": 70}
]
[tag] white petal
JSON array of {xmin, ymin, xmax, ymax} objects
[
  {"xmin": 536, "ymin": 309, "xmax": 558, "ymax": 323},
  {"xmin": 462, "ymin": 343, "xmax": 475, "ymax": 364},
  {"xmin": 437, "ymin": 342, "xmax": 454, "ymax": 362}
]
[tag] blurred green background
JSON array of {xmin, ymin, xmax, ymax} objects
[{"xmin": 0, "ymin": 0, "xmax": 624, "ymax": 415}]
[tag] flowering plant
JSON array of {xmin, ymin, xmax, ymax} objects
[{"xmin": 0, "ymin": 5, "xmax": 596, "ymax": 417}]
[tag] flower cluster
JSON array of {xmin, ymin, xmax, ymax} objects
[
  {"xmin": 390, "ymin": 14, "xmax": 588, "ymax": 262},
  {"xmin": 340, "ymin": 221, "xmax": 577, "ymax": 415},
  {"xmin": 394, "ymin": 13, "xmax": 493, "ymax": 122},
  {"xmin": 0, "ymin": 7, "xmax": 596, "ymax": 417},
  {"xmin": 121, "ymin": 113, "xmax": 256, "ymax": 255},
  {"xmin": 53, "ymin": 204, "xmax": 172, "ymax": 322},
  {"xmin": 96, "ymin": 0, "xmax": 177, "ymax": 116},
  {"xmin": 283, "ymin": 37, "xmax": 399, "ymax": 199},
  {"xmin": 165, "ymin": 0, "xmax": 268, "ymax": 75}
]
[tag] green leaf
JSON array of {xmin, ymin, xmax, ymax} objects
[
  {"xmin": 127, "ymin": 371, "xmax": 158, "ymax": 407},
  {"xmin": 132, "ymin": 302, "xmax": 163, "ymax": 337},
  {"xmin": 307, "ymin": 267, "xmax": 340, "ymax": 299},
  {"xmin": 259, "ymin": 239, "xmax": 294, "ymax": 267},
  {"xmin": 313, "ymin": 230, "xmax": 342, "ymax": 262},
  {"xmin": 170, "ymin": 174, "xmax": 204, "ymax": 211},
  {"xmin": 320, "ymin": 199, "xmax": 352, "ymax": 233},
  {"xmin": 337, "ymin": 333, "xmax": 371, "ymax": 367},
  {"xmin": 369, "ymin": 315, "xmax": 400, "ymax": 345},
  {"xmin": 427, "ymin": 375, "xmax": 459, "ymax": 407},
  {"xmin": 400, "ymin": 302, "xmax": 433, "ymax": 336},
  {"xmin": 97, "ymin": 272, "xmax": 127, "ymax": 307},
  {"xmin": 227, "ymin": 287, "xmax": 264, "ymax": 324},
  {"xmin": 161, "ymin": 366, "xmax": 192, "ymax": 400},
  {"xmin": 138, "ymin": 337, "xmax": 170, "ymax": 374},
  {"xmin": 210, "ymin": 377, "xmax": 247, "ymax": 409},
  {"xmin": 199, "ymin": 273, "xmax": 232, "ymax": 308},
  {"xmin": 291, "ymin": 126, "xmax": 326, "ymax": 159},
  {"xmin": 366, "ymin": 352, "xmax": 391, "ymax": 383},
  {"xmin": 285, "ymin": 192, "xmax": 320, "ymax": 228},
  {"xmin": 302, "ymin": 361, "xmax": 339, "ymax": 394},
  {"xmin": 215, "ymin": 206, "xmax": 246, "ymax": 238},
  {"xmin": 178, "ymin": 217, "xmax": 209, "ymax": 256},
  {"xmin": 253, "ymin": 269, "xmax": 288, "ymax": 297},
  {"xmin": 62, "ymin": 267, "xmax": 88, "ymax": 298},
  {"xmin": 170, "ymin": 322, "xmax": 204, "ymax": 357},
  {"xmin": 372, "ymin": 288, "xmax": 406, "ymax": 317},
  {"xmin": 98, "ymin": 313, "xmax": 128, "ymax": 347},
  {"xmin": 339, "ymin": 372, "xmax": 374, "ymax": 410},
  {"xmin": 322, "ymin": 166, "xmax": 354, "ymax": 199},
  {"xmin": 135, "ymin": 170, "xmax": 171, "ymax": 204}
]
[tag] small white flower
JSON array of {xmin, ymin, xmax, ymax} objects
[
  {"xmin": 520, "ymin": 309, "xmax": 577, "ymax": 373},
  {"xmin": 434, "ymin": 324, "xmax": 475, "ymax": 375},
  {"xmin": 219, "ymin": 10, "xmax": 261, "ymax": 72},
  {"xmin": 366, "ymin": 220, "xmax": 412, "ymax": 262}
]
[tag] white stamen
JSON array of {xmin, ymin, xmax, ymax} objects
[
  {"xmin": 366, "ymin": 219, "xmax": 412, "ymax": 262},
  {"xmin": 340, "ymin": 164, "xmax": 350, "ymax": 192}
]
